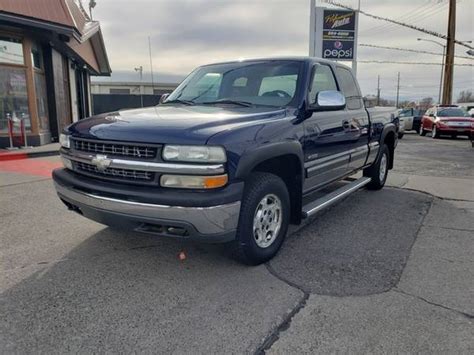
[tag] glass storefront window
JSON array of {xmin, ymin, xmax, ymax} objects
[
  {"xmin": 34, "ymin": 71, "xmax": 49, "ymax": 131},
  {"xmin": 0, "ymin": 67, "xmax": 30, "ymax": 132},
  {"xmin": 31, "ymin": 43, "xmax": 43, "ymax": 70},
  {"xmin": 0, "ymin": 37, "xmax": 24, "ymax": 65}
]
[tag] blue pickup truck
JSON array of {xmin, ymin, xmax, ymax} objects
[{"xmin": 53, "ymin": 57, "xmax": 397, "ymax": 265}]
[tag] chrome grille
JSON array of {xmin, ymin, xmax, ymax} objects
[
  {"xmin": 72, "ymin": 138, "xmax": 157, "ymax": 159},
  {"xmin": 75, "ymin": 161, "xmax": 155, "ymax": 182}
]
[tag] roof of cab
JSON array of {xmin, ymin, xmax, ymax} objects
[{"xmin": 201, "ymin": 56, "xmax": 351, "ymax": 69}]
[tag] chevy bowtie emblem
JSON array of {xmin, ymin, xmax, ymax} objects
[{"xmin": 91, "ymin": 154, "xmax": 112, "ymax": 172}]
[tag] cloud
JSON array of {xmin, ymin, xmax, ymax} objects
[{"xmin": 93, "ymin": 0, "xmax": 473, "ymax": 102}]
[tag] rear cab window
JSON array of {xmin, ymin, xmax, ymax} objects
[{"xmin": 335, "ymin": 67, "xmax": 363, "ymax": 110}]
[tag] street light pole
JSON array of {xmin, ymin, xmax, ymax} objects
[
  {"xmin": 439, "ymin": 45, "xmax": 445, "ymax": 104},
  {"xmin": 417, "ymin": 38, "xmax": 446, "ymax": 104}
]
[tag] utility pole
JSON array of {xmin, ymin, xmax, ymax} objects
[
  {"xmin": 396, "ymin": 72, "xmax": 400, "ymax": 108},
  {"xmin": 442, "ymin": 0, "xmax": 456, "ymax": 105},
  {"xmin": 376, "ymin": 75, "xmax": 381, "ymax": 106},
  {"xmin": 148, "ymin": 36, "xmax": 155, "ymax": 93},
  {"xmin": 134, "ymin": 66, "xmax": 144, "ymax": 107}
]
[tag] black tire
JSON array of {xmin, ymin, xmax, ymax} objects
[
  {"xmin": 363, "ymin": 144, "xmax": 390, "ymax": 190},
  {"xmin": 232, "ymin": 172, "xmax": 290, "ymax": 265},
  {"xmin": 451, "ymin": 134, "xmax": 457, "ymax": 139},
  {"xmin": 432, "ymin": 125, "xmax": 440, "ymax": 139},
  {"xmin": 398, "ymin": 132, "xmax": 404, "ymax": 139},
  {"xmin": 419, "ymin": 126, "xmax": 426, "ymax": 136}
]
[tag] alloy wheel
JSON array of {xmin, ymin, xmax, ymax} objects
[{"xmin": 253, "ymin": 194, "xmax": 282, "ymax": 248}]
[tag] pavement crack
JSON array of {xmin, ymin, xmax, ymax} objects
[
  {"xmin": 0, "ymin": 178, "xmax": 51, "ymax": 188},
  {"xmin": 431, "ymin": 226, "xmax": 474, "ymax": 233},
  {"xmin": 389, "ymin": 197, "xmax": 434, "ymax": 287},
  {"xmin": 393, "ymin": 288, "xmax": 474, "ymax": 320},
  {"xmin": 254, "ymin": 263, "xmax": 310, "ymax": 354}
]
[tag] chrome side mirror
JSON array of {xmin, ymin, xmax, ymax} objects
[
  {"xmin": 310, "ymin": 90, "xmax": 346, "ymax": 111},
  {"xmin": 159, "ymin": 93, "xmax": 170, "ymax": 104}
]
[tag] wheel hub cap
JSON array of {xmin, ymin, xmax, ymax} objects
[
  {"xmin": 379, "ymin": 153, "xmax": 387, "ymax": 182},
  {"xmin": 253, "ymin": 194, "xmax": 282, "ymax": 248}
]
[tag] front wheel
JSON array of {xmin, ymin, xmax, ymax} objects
[
  {"xmin": 232, "ymin": 172, "xmax": 290, "ymax": 265},
  {"xmin": 432, "ymin": 125, "xmax": 440, "ymax": 139},
  {"xmin": 364, "ymin": 144, "xmax": 390, "ymax": 190}
]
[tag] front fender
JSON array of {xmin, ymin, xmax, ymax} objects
[{"xmin": 235, "ymin": 140, "xmax": 304, "ymax": 179}]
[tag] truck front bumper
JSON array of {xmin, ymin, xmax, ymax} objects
[{"xmin": 53, "ymin": 169, "xmax": 242, "ymax": 243}]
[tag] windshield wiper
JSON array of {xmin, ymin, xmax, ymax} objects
[
  {"xmin": 201, "ymin": 99, "xmax": 254, "ymax": 107},
  {"xmin": 161, "ymin": 99, "xmax": 195, "ymax": 105}
]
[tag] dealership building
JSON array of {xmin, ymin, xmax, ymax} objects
[{"xmin": 0, "ymin": 0, "xmax": 111, "ymax": 147}]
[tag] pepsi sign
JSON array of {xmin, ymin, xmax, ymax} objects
[{"xmin": 322, "ymin": 10, "xmax": 355, "ymax": 60}]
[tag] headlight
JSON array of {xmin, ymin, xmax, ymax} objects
[
  {"xmin": 160, "ymin": 174, "xmax": 228, "ymax": 189},
  {"xmin": 61, "ymin": 156, "xmax": 73, "ymax": 170},
  {"xmin": 59, "ymin": 133, "xmax": 70, "ymax": 149},
  {"xmin": 162, "ymin": 145, "xmax": 226, "ymax": 163}
]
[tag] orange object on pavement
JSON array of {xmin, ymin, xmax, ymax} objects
[{"xmin": 0, "ymin": 159, "xmax": 61, "ymax": 178}]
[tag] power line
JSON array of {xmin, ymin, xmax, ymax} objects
[
  {"xmin": 374, "ymin": 4, "xmax": 449, "ymax": 37},
  {"xmin": 359, "ymin": 60, "xmax": 474, "ymax": 66},
  {"xmin": 359, "ymin": 43, "xmax": 474, "ymax": 60},
  {"xmin": 323, "ymin": 0, "xmax": 474, "ymax": 50},
  {"xmin": 360, "ymin": 2, "xmax": 444, "ymax": 35}
]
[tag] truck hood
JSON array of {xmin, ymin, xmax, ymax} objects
[{"xmin": 68, "ymin": 105, "xmax": 288, "ymax": 144}]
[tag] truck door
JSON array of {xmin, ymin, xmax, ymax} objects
[
  {"xmin": 334, "ymin": 66, "xmax": 370, "ymax": 171},
  {"xmin": 303, "ymin": 64, "xmax": 353, "ymax": 193}
]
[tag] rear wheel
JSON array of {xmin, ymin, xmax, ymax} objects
[
  {"xmin": 398, "ymin": 132, "xmax": 404, "ymax": 139},
  {"xmin": 232, "ymin": 172, "xmax": 290, "ymax": 265},
  {"xmin": 419, "ymin": 125, "xmax": 426, "ymax": 136},
  {"xmin": 364, "ymin": 144, "xmax": 390, "ymax": 190}
]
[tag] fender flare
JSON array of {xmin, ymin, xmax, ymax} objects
[
  {"xmin": 380, "ymin": 122, "xmax": 397, "ymax": 144},
  {"xmin": 379, "ymin": 123, "xmax": 397, "ymax": 168},
  {"xmin": 234, "ymin": 140, "xmax": 304, "ymax": 179}
]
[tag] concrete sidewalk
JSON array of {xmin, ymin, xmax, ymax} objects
[
  {"xmin": 388, "ymin": 172, "xmax": 474, "ymax": 201},
  {"xmin": 0, "ymin": 143, "xmax": 60, "ymax": 161}
]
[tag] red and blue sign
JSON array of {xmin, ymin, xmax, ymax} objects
[{"xmin": 322, "ymin": 10, "xmax": 355, "ymax": 60}]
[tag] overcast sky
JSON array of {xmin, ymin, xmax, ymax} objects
[{"xmin": 91, "ymin": 0, "xmax": 473, "ymax": 102}]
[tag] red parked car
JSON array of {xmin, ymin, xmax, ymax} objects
[{"xmin": 420, "ymin": 105, "xmax": 474, "ymax": 139}]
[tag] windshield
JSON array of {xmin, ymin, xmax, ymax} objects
[
  {"xmin": 166, "ymin": 60, "xmax": 303, "ymax": 107},
  {"xmin": 437, "ymin": 108, "xmax": 470, "ymax": 117}
]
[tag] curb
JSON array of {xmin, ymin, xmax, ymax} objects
[{"xmin": 0, "ymin": 150, "xmax": 59, "ymax": 162}]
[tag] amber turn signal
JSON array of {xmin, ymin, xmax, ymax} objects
[{"xmin": 160, "ymin": 174, "xmax": 228, "ymax": 189}]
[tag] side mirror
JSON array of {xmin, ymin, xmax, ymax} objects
[
  {"xmin": 471, "ymin": 114, "xmax": 474, "ymax": 118},
  {"xmin": 309, "ymin": 90, "xmax": 346, "ymax": 111},
  {"xmin": 429, "ymin": 113, "xmax": 435, "ymax": 117},
  {"xmin": 159, "ymin": 93, "xmax": 170, "ymax": 104}
]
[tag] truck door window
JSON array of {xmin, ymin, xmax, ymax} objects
[
  {"xmin": 399, "ymin": 109, "xmax": 412, "ymax": 117},
  {"xmin": 335, "ymin": 67, "xmax": 362, "ymax": 110},
  {"xmin": 309, "ymin": 64, "xmax": 338, "ymax": 104}
]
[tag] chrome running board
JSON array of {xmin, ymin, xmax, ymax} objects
[{"xmin": 301, "ymin": 177, "xmax": 371, "ymax": 219}]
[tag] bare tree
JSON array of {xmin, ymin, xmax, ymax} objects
[
  {"xmin": 457, "ymin": 90, "xmax": 473, "ymax": 103},
  {"xmin": 419, "ymin": 97, "xmax": 434, "ymax": 110}
]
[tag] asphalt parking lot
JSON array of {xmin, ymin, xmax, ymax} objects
[{"xmin": 1, "ymin": 133, "xmax": 473, "ymax": 353}]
